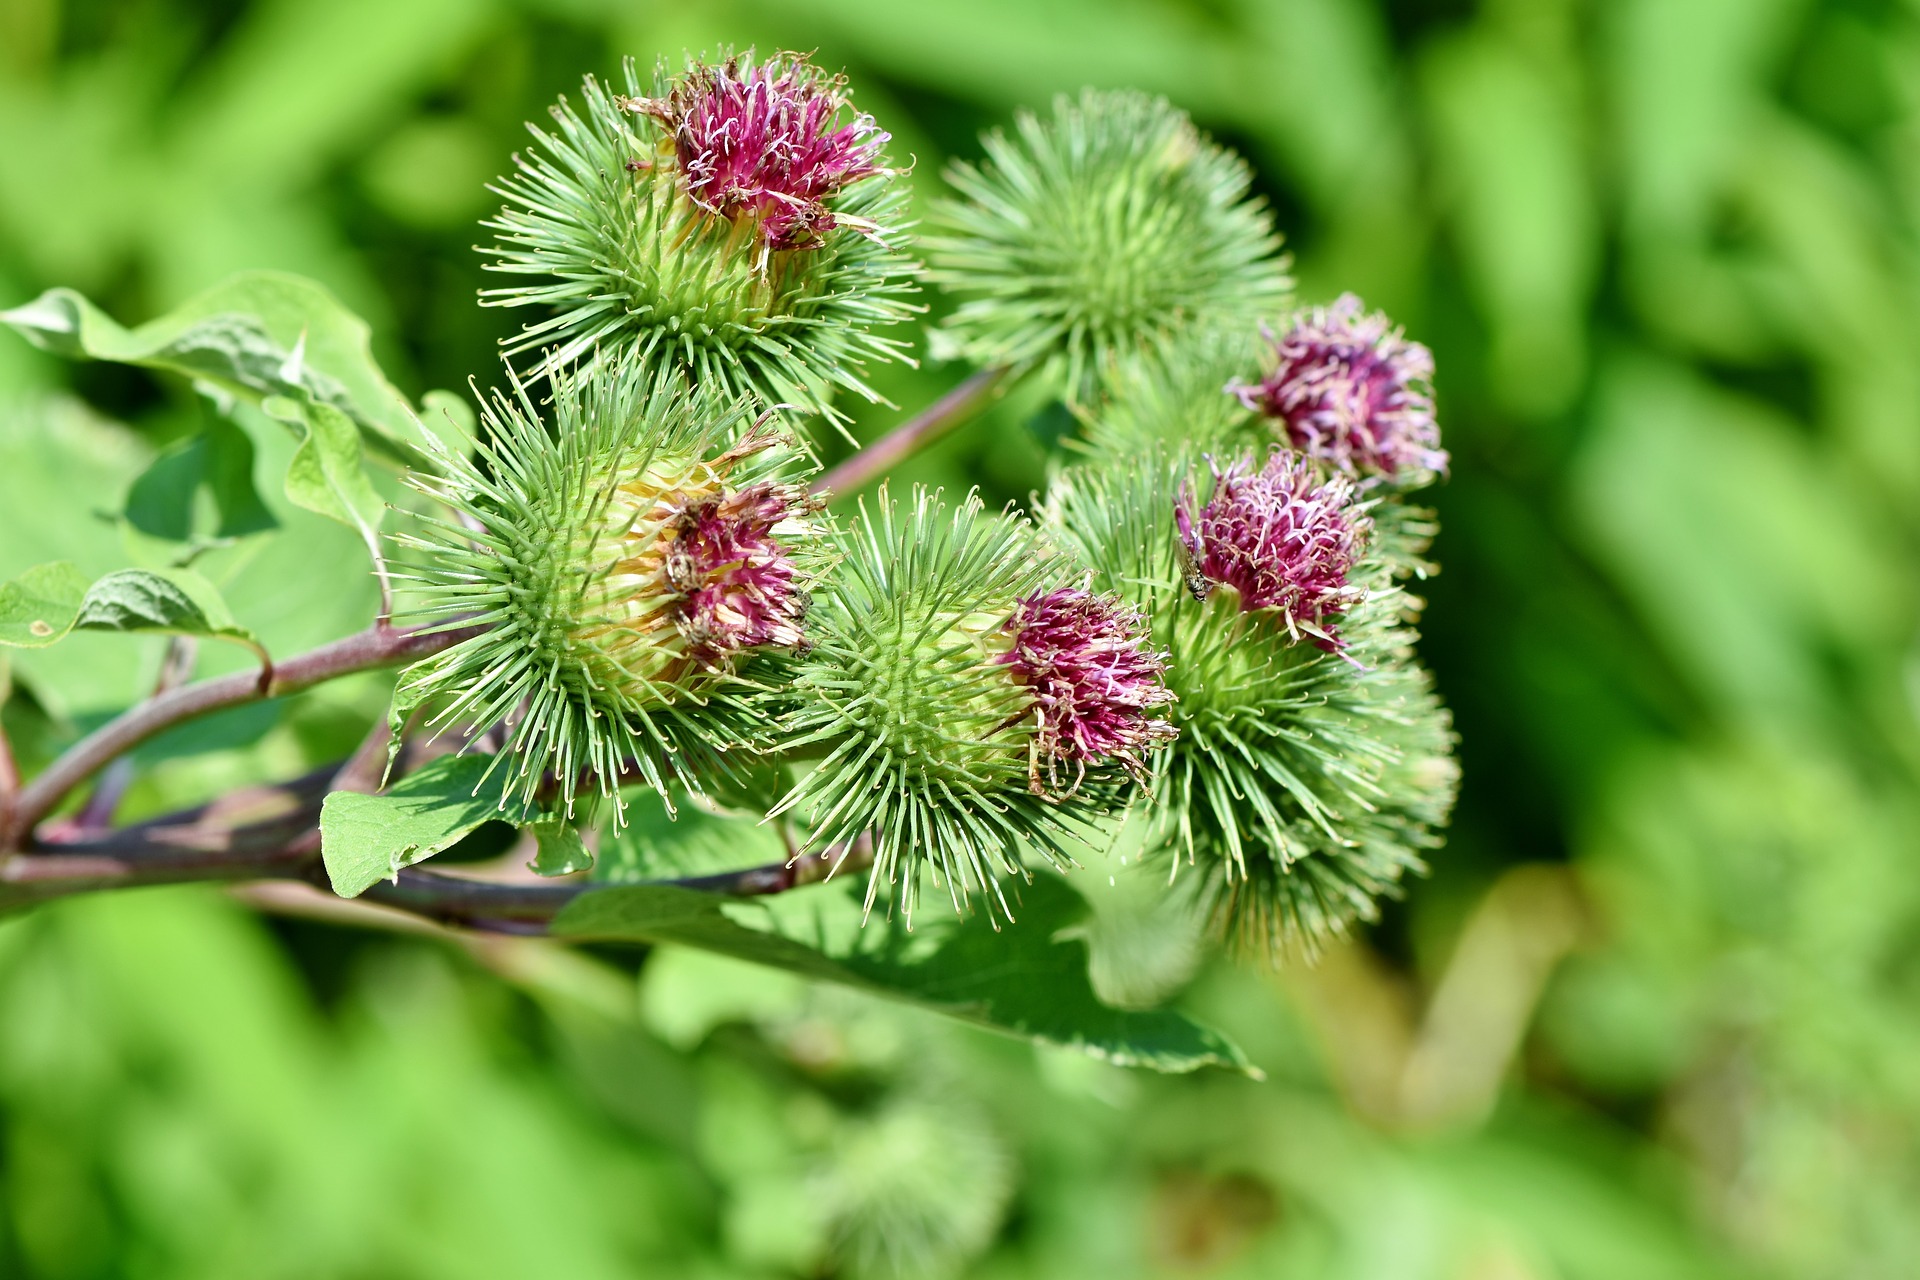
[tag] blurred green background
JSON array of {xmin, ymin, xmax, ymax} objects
[{"xmin": 4, "ymin": 0, "xmax": 1919, "ymax": 1275}]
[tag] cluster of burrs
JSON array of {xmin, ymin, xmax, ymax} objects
[{"xmin": 397, "ymin": 49, "xmax": 1455, "ymax": 949}]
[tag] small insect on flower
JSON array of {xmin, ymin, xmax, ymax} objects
[
  {"xmin": 1229, "ymin": 294, "xmax": 1446, "ymax": 484},
  {"xmin": 623, "ymin": 52, "xmax": 894, "ymax": 255},
  {"xmin": 997, "ymin": 586, "xmax": 1177, "ymax": 795},
  {"xmin": 1176, "ymin": 449, "xmax": 1370, "ymax": 650},
  {"xmin": 394, "ymin": 364, "xmax": 823, "ymax": 821}
]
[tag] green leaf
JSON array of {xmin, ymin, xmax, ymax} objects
[
  {"xmin": 554, "ymin": 875, "xmax": 1252, "ymax": 1074},
  {"xmin": 260, "ymin": 395, "xmax": 385, "ymax": 556},
  {"xmin": 0, "ymin": 562, "xmax": 89, "ymax": 648},
  {"xmin": 73, "ymin": 568, "xmax": 268, "ymax": 664},
  {"xmin": 0, "ymin": 270, "xmax": 429, "ymax": 468},
  {"xmin": 0, "ymin": 399, "xmax": 160, "ymax": 715},
  {"xmin": 124, "ymin": 417, "xmax": 278, "ymax": 542},
  {"xmin": 699, "ymin": 755, "xmax": 793, "ymax": 817},
  {"xmin": 123, "ymin": 440, "xmax": 205, "ymax": 542},
  {"xmin": 0, "ymin": 563, "xmax": 269, "ymax": 664},
  {"xmin": 597, "ymin": 789, "xmax": 787, "ymax": 882},
  {"xmin": 320, "ymin": 753, "xmax": 528, "ymax": 898},
  {"xmin": 529, "ymin": 821, "xmax": 594, "ymax": 877}
]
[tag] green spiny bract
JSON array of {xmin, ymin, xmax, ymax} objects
[
  {"xmin": 818, "ymin": 1094, "xmax": 1015, "ymax": 1280},
  {"xmin": 925, "ymin": 90, "xmax": 1292, "ymax": 406},
  {"xmin": 1045, "ymin": 450, "xmax": 1457, "ymax": 954},
  {"xmin": 1069, "ymin": 325, "xmax": 1266, "ymax": 459},
  {"xmin": 771, "ymin": 487, "xmax": 1168, "ymax": 926},
  {"xmin": 482, "ymin": 50, "xmax": 920, "ymax": 436},
  {"xmin": 392, "ymin": 362, "xmax": 824, "ymax": 823},
  {"xmin": 1072, "ymin": 317, "xmax": 1445, "ymax": 591}
]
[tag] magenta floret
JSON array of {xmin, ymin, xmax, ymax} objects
[
  {"xmin": 1230, "ymin": 294, "xmax": 1446, "ymax": 482},
  {"xmin": 1176, "ymin": 450, "xmax": 1367, "ymax": 649},
  {"xmin": 999, "ymin": 587, "xmax": 1177, "ymax": 793},
  {"xmin": 632, "ymin": 53, "xmax": 890, "ymax": 252},
  {"xmin": 668, "ymin": 481, "xmax": 811, "ymax": 666}
]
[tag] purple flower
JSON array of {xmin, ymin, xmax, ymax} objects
[
  {"xmin": 666, "ymin": 480, "xmax": 811, "ymax": 666},
  {"xmin": 1229, "ymin": 294, "xmax": 1447, "ymax": 482},
  {"xmin": 629, "ymin": 54, "xmax": 889, "ymax": 252},
  {"xmin": 1176, "ymin": 450, "xmax": 1368, "ymax": 649},
  {"xmin": 998, "ymin": 587, "xmax": 1177, "ymax": 793}
]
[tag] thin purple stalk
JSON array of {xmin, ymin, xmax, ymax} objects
[
  {"xmin": 812, "ymin": 366, "xmax": 1011, "ymax": 499},
  {"xmin": 1, "ymin": 622, "xmax": 482, "ymax": 850},
  {"xmin": 1, "ymin": 794, "xmax": 873, "ymax": 932},
  {"xmin": 0, "ymin": 723, "xmax": 18, "ymax": 822},
  {"xmin": 70, "ymin": 637, "xmax": 199, "ymax": 835},
  {"xmin": 353, "ymin": 844, "xmax": 865, "ymax": 931}
]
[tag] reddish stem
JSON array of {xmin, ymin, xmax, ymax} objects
[
  {"xmin": 1, "ymin": 791, "xmax": 873, "ymax": 934},
  {"xmin": 1, "ymin": 622, "xmax": 481, "ymax": 850},
  {"xmin": 812, "ymin": 366, "xmax": 1012, "ymax": 500}
]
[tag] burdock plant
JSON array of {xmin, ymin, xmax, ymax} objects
[
  {"xmin": 926, "ymin": 89, "xmax": 1293, "ymax": 404},
  {"xmin": 1231, "ymin": 293, "xmax": 1448, "ymax": 485},
  {"xmin": 0, "ymin": 46, "xmax": 1458, "ymax": 1161},
  {"xmin": 1047, "ymin": 447, "xmax": 1456, "ymax": 950},
  {"xmin": 393, "ymin": 361, "xmax": 823, "ymax": 820},
  {"xmin": 771, "ymin": 487, "xmax": 1173, "ymax": 923},
  {"xmin": 483, "ymin": 50, "xmax": 920, "ymax": 432}
]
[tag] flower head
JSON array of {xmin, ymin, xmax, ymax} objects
[
  {"xmin": 998, "ymin": 587, "xmax": 1177, "ymax": 793},
  {"xmin": 482, "ymin": 53, "xmax": 917, "ymax": 433},
  {"xmin": 1230, "ymin": 294, "xmax": 1446, "ymax": 483},
  {"xmin": 394, "ymin": 366, "xmax": 821, "ymax": 820},
  {"xmin": 926, "ymin": 90, "xmax": 1291, "ymax": 405},
  {"xmin": 1176, "ymin": 449, "xmax": 1368, "ymax": 648},
  {"xmin": 1045, "ymin": 453, "xmax": 1456, "ymax": 956},
  {"xmin": 772, "ymin": 489, "xmax": 1143, "ymax": 926},
  {"xmin": 669, "ymin": 480, "xmax": 812, "ymax": 663},
  {"xmin": 629, "ymin": 53, "xmax": 890, "ymax": 252},
  {"xmin": 574, "ymin": 430, "xmax": 816, "ymax": 694}
]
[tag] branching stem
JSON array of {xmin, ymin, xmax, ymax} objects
[
  {"xmin": 1, "ymin": 788, "xmax": 874, "ymax": 933},
  {"xmin": 353, "ymin": 842, "xmax": 866, "ymax": 931},
  {"xmin": 812, "ymin": 366, "xmax": 1013, "ymax": 499},
  {"xmin": 69, "ymin": 637, "xmax": 199, "ymax": 835},
  {"xmin": 1, "ymin": 622, "xmax": 482, "ymax": 850},
  {"xmin": 0, "ymin": 721, "xmax": 18, "ymax": 828},
  {"xmin": 2, "ymin": 363, "xmax": 1001, "ymax": 918}
]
